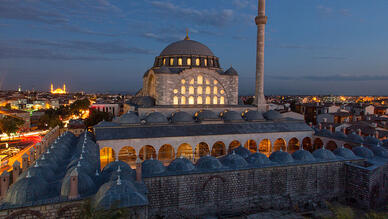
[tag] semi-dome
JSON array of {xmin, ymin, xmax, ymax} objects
[
  {"xmin": 5, "ymin": 174, "xmax": 48, "ymax": 204},
  {"xmin": 333, "ymin": 146, "xmax": 357, "ymax": 159},
  {"xmin": 269, "ymin": 150, "xmax": 294, "ymax": 163},
  {"xmin": 246, "ymin": 152, "xmax": 271, "ymax": 166},
  {"xmin": 352, "ymin": 145, "xmax": 374, "ymax": 159},
  {"xmin": 160, "ymin": 39, "xmax": 215, "ymax": 56},
  {"xmin": 114, "ymin": 112, "xmax": 140, "ymax": 124},
  {"xmin": 292, "ymin": 149, "xmax": 316, "ymax": 162},
  {"xmin": 364, "ymin": 136, "xmax": 381, "ymax": 145},
  {"xmin": 368, "ymin": 145, "xmax": 388, "ymax": 158},
  {"xmin": 219, "ymin": 152, "xmax": 248, "ymax": 169},
  {"xmin": 61, "ymin": 168, "xmax": 96, "ymax": 197},
  {"xmin": 142, "ymin": 159, "xmax": 166, "ymax": 177},
  {"xmin": 243, "ymin": 110, "xmax": 265, "ymax": 122},
  {"xmin": 231, "ymin": 146, "xmax": 251, "ymax": 159},
  {"xmin": 144, "ymin": 112, "xmax": 168, "ymax": 124},
  {"xmin": 312, "ymin": 148, "xmax": 337, "ymax": 160},
  {"xmin": 195, "ymin": 155, "xmax": 223, "ymax": 170},
  {"xmin": 263, "ymin": 110, "xmax": 282, "ymax": 121},
  {"xmin": 94, "ymin": 121, "xmax": 121, "ymax": 128},
  {"xmin": 222, "ymin": 111, "xmax": 243, "ymax": 122},
  {"xmin": 347, "ymin": 132, "xmax": 364, "ymax": 143},
  {"xmin": 171, "ymin": 111, "xmax": 194, "ymax": 123},
  {"xmin": 195, "ymin": 110, "xmax": 219, "ymax": 121},
  {"xmin": 167, "ymin": 157, "xmax": 195, "ymax": 172}
]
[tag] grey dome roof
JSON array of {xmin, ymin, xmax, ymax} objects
[
  {"xmin": 167, "ymin": 158, "xmax": 195, "ymax": 172},
  {"xmin": 101, "ymin": 161, "xmax": 135, "ymax": 182},
  {"xmin": 94, "ymin": 121, "xmax": 121, "ymax": 128},
  {"xmin": 114, "ymin": 112, "xmax": 140, "ymax": 124},
  {"xmin": 224, "ymin": 67, "xmax": 238, "ymax": 75},
  {"xmin": 352, "ymin": 146, "xmax": 374, "ymax": 159},
  {"xmin": 246, "ymin": 152, "xmax": 272, "ymax": 166},
  {"xmin": 263, "ymin": 110, "xmax": 282, "ymax": 121},
  {"xmin": 219, "ymin": 152, "xmax": 248, "ymax": 169},
  {"xmin": 5, "ymin": 175, "xmax": 48, "ymax": 204},
  {"xmin": 243, "ymin": 110, "xmax": 265, "ymax": 122},
  {"xmin": 196, "ymin": 110, "xmax": 219, "ymax": 121},
  {"xmin": 144, "ymin": 112, "xmax": 168, "ymax": 124},
  {"xmin": 231, "ymin": 146, "xmax": 251, "ymax": 159},
  {"xmin": 142, "ymin": 159, "xmax": 166, "ymax": 177},
  {"xmin": 269, "ymin": 151, "xmax": 294, "ymax": 163},
  {"xmin": 364, "ymin": 136, "xmax": 381, "ymax": 145},
  {"xmin": 347, "ymin": 132, "xmax": 364, "ymax": 143},
  {"xmin": 369, "ymin": 145, "xmax": 388, "ymax": 158},
  {"xmin": 333, "ymin": 146, "xmax": 357, "ymax": 159},
  {"xmin": 160, "ymin": 39, "xmax": 215, "ymax": 56},
  {"xmin": 195, "ymin": 156, "xmax": 223, "ymax": 170},
  {"xmin": 333, "ymin": 131, "xmax": 347, "ymax": 140},
  {"xmin": 312, "ymin": 148, "xmax": 337, "ymax": 160},
  {"xmin": 61, "ymin": 168, "xmax": 96, "ymax": 197},
  {"xmin": 292, "ymin": 149, "xmax": 316, "ymax": 162},
  {"xmin": 66, "ymin": 158, "xmax": 97, "ymax": 177},
  {"xmin": 18, "ymin": 163, "xmax": 55, "ymax": 182},
  {"xmin": 171, "ymin": 111, "xmax": 194, "ymax": 123},
  {"xmin": 222, "ymin": 111, "xmax": 243, "ymax": 122}
]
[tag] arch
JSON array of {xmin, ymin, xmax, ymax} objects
[
  {"xmin": 147, "ymin": 74, "xmax": 156, "ymax": 97},
  {"xmin": 213, "ymin": 96, "xmax": 218, "ymax": 104},
  {"xmin": 196, "ymin": 58, "xmax": 200, "ymax": 66},
  {"xmin": 188, "ymin": 96, "xmax": 195, "ymax": 105},
  {"xmin": 206, "ymin": 86, "xmax": 211, "ymax": 94},
  {"xmin": 202, "ymin": 176, "xmax": 225, "ymax": 207},
  {"xmin": 259, "ymin": 139, "xmax": 271, "ymax": 156},
  {"xmin": 244, "ymin": 139, "xmax": 257, "ymax": 153},
  {"xmin": 178, "ymin": 58, "xmax": 182, "ymax": 66},
  {"xmin": 100, "ymin": 147, "xmax": 115, "ymax": 169},
  {"xmin": 228, "ymin": 140, "xmax": 241, "ymax": 153},
  {"xmin": 302, "ymin": 137, "xmax": 313, "ymax": 152},
  {"xmin": 197, "ymin": 75, "xmax": 203, "ymax": 84},
  {"xmin": 197, "ymin": 86, "xmax": 203, "ymax": 94},
  {"xmin": 326, "ymin": 141, "xmax": 338, "ymax": 151},
  {"xmin": 273, "ymin": 138, "xmax": 286, "ymax": 152},
  {"xmin": 189, "ymin": 86, "xmax": 194, "ymax": 94},
  {"xmin": 287, "ymin": 138, "xmax": 300, "ymax": 153},
  {"xmin": 194, "ymin": 142, "xmax": 210, "ymax": 161},
  {"xmin": 139, "ymin": 145, "xmax": 156, "ymax": 161},
  {"xmin": 169, "ymin": 58, "xmax": 174, "ymax": 66},
  {"xmin": 211, "ymin": 141, "xmax": 226, "ymax": 157},
  {"xmin": 181, "ymin": 96, "xmax": 186, "ymax": 104},
  {"xmin": 158, "ymin": 144, "xmax": 175, "ymax": 162},
  {"xmin": 313, "ymin": 138, "xmax": 324, "ymax": 150},
  {"xmin": 213, "ymin": 87, "xmax": 218, "ymax": 95},
  {"xmin": 205, "ymin": 96, "xmax": 211, "ymax": 104},
  {"xmin": 197, "ymin": 96, "xmax": 203, "ymax": 104},
  {"xmin": 118, "ymin": 146, "xmax": 137, "ymax": 165},
  {"xmin": 173, "ymin": 96, "xmax": 178, "ymax": 105},
  {"xmin": 181, "ymin": 86, "xmax": 186, "ymax": 94},
  {"xmin": 220, "ymin": 96, "xmax": 225, "ymax": 104},
  {"xmin": 187, "ymin": 58, "xmax": 191, "ymax": 66},
  {"xmin": 177, "ymin": 143, "xmax": 193, "ymax": 160}
]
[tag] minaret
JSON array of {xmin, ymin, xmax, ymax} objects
[
  {"xmin": 51, "ymin": 83, "xmax": 54, "ymax": 93},
  {"xmin": 254, "ymin": 0, "xmax": 267, "ymax": 107},
  {"xmin": 63, "ymin": 84, "xmax": 66, "ymax": 93}
]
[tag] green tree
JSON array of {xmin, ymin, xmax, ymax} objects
[
  {"xmin": 0, "ymin": 116, "xmax": 24, "ymax": 136},
  {"xmin": 38, "ymin": 109, "xmax": 63, "ymax": 129},
  {"xmin": 85, "ymin": 109, "xmax": 113, "ymax": 127},
  {"xmin": 70, "ymin": 99, "xmax": 91, "ymax": 116}
]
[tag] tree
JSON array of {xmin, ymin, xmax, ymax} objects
[
  {"xmin": 38, "ymin": 109, "xmax": 63, "ymax": 129},
  {"xmin": 85, "ymin": 109, "xmax": 113, "ymax": 127},
  {"xmin": 0, "ymin": 116, "xmax": 24, "ymax": 137}
]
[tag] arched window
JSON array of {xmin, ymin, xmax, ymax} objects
[
  {"xmin": 178, "ymin": 58, "xmax": 182, "ymax": 66},
  {"xmin": 206, "ymin": 86, "xmax": 211, "ymax": 94},
  {"xmin": 177, "ymin": 143, "xmax": 193, "ymax": 159},
  {"xmin": 139, "ymin": 145, "xmax": 156, "ymax": 161},
  {"xmin": 170, "ymin": 58, "xmax": 174, "ymax": 66},
  {"xmin": 189, "ymin": 78, "xmax": 194, "ymax": 84},
  {"xmin": 100, "ymin": 147, "xmax": 115, "ymax": 169},
  {"xmin": 212, "ymin": 141, "xmax": 226, "ymax": 157},
  {"xmin": 220, "ymin": 96, "xmax": 225, "ymax": 104},
  {"xmin": 213, "ymin": 87, "xmax": 218, "ymax": 95},
  {"xmin": 187, "ymin": 58, "xmax": 191, "ymax": 66},
  {"xmin": 118, "ymin": 146, "xmax": 137, "ymax": 164},
  {"xmin": 205, "ymin": 96, "xmax": 211, "ymax": 104},
  {"xmin": 189, "ymin": 96, "xmax": 194, "ymax": 105},
  {"xmin": 158, "ymin": 144, "xmax": 175, "ymax": 161},
  {"xmin": 189, "ymin": 86, "xmax": 194, "ymax": 94},
  {"xmin": 206, "ymin": 79, "xmax": 210, "ymax": 85},
  {"xmin": 214, "ymin": 80, "xmax": 218, "ymax": 85},
  {"xmin": 197, "ymin": 96, "xmax": 203, "ymax": 104},
  {"xmin": 181, "ymin": 79, "xmax": 186, "ymax": 84},
  {"xmin": 197, "ymin": 86, "xmax": 203, "ymax": 94},
  {"xmin": 210, "ymin": 59, "xmax": 213, "ymax": 66},
  {"xmin": 197, "ymin": 75, "xmax": 203, "ymax": 84},
  {"xmin": 163, "ymin": 58, "xmax": 166, "ymax": 65},
  {"xmin": 213, "ymin": 96, "xmax": 218, "ymax": 104},
  {"xmin": 181, "ymin": 86, "xmax": 186, "ymax": 94},
  {"xmin": 173, "ymin": 96, "xmax": 178, "ymax": 105},
  {"xmin": 181, "ymin": 96, "xmax": 186, "ymax": 104},
  {"xmin": 196, "ymin": 58, "xmax": 200, "ymax": 66},
  {"xmin": 204, "ymin": 59, "xmax": 208, "ymax": 66}
]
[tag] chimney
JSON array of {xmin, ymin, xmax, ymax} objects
[
  {"xmin": 12, "ymin": 161, "xmax": 21, "ymax": 183},
  {"xmin": 22, "ymin": 154, "xmax": 29, "ymax": 171},
  {"xmin": 136, "ymin": 157, "xmax": 142, "ymax": 182},
  {"xmin": 68, "ymin": 168, "xmax": 79, "ymax": 200},
  {"xmin": 0, "ymin": 171, "xmax": 10, "ymax": 199}
]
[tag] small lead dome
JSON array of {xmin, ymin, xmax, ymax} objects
[
  {"xmin": 333, "ymin": 146, "xmax": 357, "ymax": 159},
  {"xmin": 231, "ymin": 146, "xmax": 251, "ymax": 159},
  {"xmin": 167, "ymin": 157, "xmax": 195, "ymax": 172},
  {"xmin": 222, "ymin": 111, "xmax": 243, "ymax": 122},
  {"xmin": 269, "ymin": 150, "xmax": 294, "ymax": 163},
  {"xmin": 246, "ymin": 152, "xmax": 271, "ymax": 166},
  {"xmin": 292, "ymin": 149, "xmax": 316, "ymax": 162},
  {"xmin": 219, "ymin": 152, "xmax": 248, "ymax": 169},
  {"xmin": 196, "ymin": 155, "xmax": 223, "ymax": 170},
  {"xmin": 347, "ymin": 132, "xmax": 364, "ymax": 143},
  {"xmin": 142, "ymin": 159, "xmax": 166, "ymax": 177},
  {"xmin": 243, "ymin": 110, "xmax": 265, "ymax": 121},
  {"xmin": 312, "ymin": 148, "xmax": 337, "ymax": 160},
  {"xmin": 5, "ymin": 174, "xmax": 49, "ymax": 204},
  {"xmin": 368, "ymin": 145, "xmax": 388, "ymax": 158},
  {"xmin": 171, "ymin": 111, "xmax": 194, "ymax": 123},
  {"xmin": 353, "ymin": 145, "xmax": 374, "ymax": 159},
  {"xmin": 114, "ymin": 112, "xmax": 140, "ymax": 124},
  {"xmin": 195, "ymin": 110, "xmax": 219, "ymax": 121},
  {"xmin": 144, "ymin": 112, "xmax": 168, "ymax": 124},
  {"xmin": 263, "ymin": 110, "xmax": 282, "ymax": 121}
]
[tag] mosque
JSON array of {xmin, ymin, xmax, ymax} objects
[
  {"xmin": 50, "ymin": 83, "xmax": 67, "ymax": 94},
  {"xmin": 0, "ymin": 0, "xmax": 387, "ymax": 218}
]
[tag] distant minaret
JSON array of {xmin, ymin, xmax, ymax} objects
[
  {"xmin": 63, "ymin": 84, "xmax": 66, "ymax": 93},
  {"xmin": 255, "ymin": 0, "xmax": 267, "ymax": 107},
  {"xmin": 51, "ymin": 83, "xmax": 54, "ymax": 93}
]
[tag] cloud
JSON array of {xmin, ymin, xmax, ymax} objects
[
  {"xmin": 142, "ymin": 32, "xmax": 182, "ymax": 43},
  {"xmin": 268, "ymin": 74, "xmax": 388, "ymax": 82}
]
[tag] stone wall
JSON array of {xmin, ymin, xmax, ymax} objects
[{"xmin": 144, "ymin": 161, "xmax": 349, "ymax": 218}]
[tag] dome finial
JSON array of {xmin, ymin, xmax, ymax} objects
[{"xmin": 184, "ymin": 28, "xmax": 190, "ymax": 40}]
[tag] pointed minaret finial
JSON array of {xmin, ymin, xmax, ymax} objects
[{"xmin": 184, "ymin": 28, "xmax": 190, "ymax": 40}]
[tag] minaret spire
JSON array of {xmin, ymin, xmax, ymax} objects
[{"xmin": 254, "ymin": 0, "xmax": 268, "ymax": 108}]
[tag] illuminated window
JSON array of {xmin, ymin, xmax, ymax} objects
[
  {"xmin": 213, "ymin": 96, "xmax": 218, "ymax": 104},
  {"xmin": 197, "ymin": 96, "xmax": 203, "ymax": 104},
  {"xmin": 170, "ymin": 58, "xmax": 174, "ymax": 66},
  {"xmin": 181, "ymin": 96, "xmax": 186, "ymax": 104},
  {"xmin": 189, "ymin": 78, "xmax": 194, "ymax": 84},
  {"xmin": 178, "ymin": 58, "xmax": 182, "ymax": 66},
  {"xmin": 181, "ymin": 86, "xmax": 186, "ymax": 94},
  {"xmin": 189, "ymin": 96, "xmax": 194, "ymax": 105},
  {"xmin": 187, "ymin": 58, "xmax": 191, "ymax": 65},
  {"xmin": 196, "ymin": 58, "xmax": 200, "ymax": 66},
  {"xmin": 206, "ymin": 79, "xmax": 210, "ymax": 85},
  {"xmin": 173, "ymin": 89, "xmax": 178, "ymax": 94},
  {"xmin": 220, "ymin": 96, "xmax": 225, "ymax": 104},
  {"xmin": 197, "ymin": 86, "xmax": 203, "ymax": 94},
  {"xmin": 189, "ymin": 86, "xmax": 194, "ymax": 94},
  {"xmin": 205, "ymin": 96, "xmax": 211, "ymax": 104},
  {"xmin": 197, "ymin": 75, "xmax": 203, "ymax": 84},
  {"xmin": 206, "ymin": 86, "xmax": 211, "ymax": 94},
  {"xmin": 213, "ymin": 87, "xmax": 218, "ymax": 95},
  {"xmin": 204, "ymin": 59, "xmax": 207, "ymax": 66},
  {"xmin": 163, "ymin": 58, "xmax": 166, "ymax": 65},
  {"xmin": 181, "ymin": 79, "xmax": 186, "ymax": 84},
  {"xmin": 210, "ymin": 59, "xmax": 213, "ymax": 66},
  {"xmin": 220, "ymin": 90, "xmax": 225, "ymax": 95},
  {"xmin": 173, "ymin": 96, "xmax": 178, "ymax": 105},
  {"xmin": 214, "ymin": 80, "xmax": 218, "ymax": 85}
]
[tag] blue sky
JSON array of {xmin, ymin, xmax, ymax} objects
[{"xmin": 1, "ymin": 0, "xmax": 388, "ymax": 95}]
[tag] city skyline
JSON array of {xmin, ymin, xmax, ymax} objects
[{"xmin": 1, "ymin": 0, "xmax": 388, "ymax": 95}]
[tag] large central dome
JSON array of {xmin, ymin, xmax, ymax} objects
[{"xmin": 160, "ymin": 39, "xmax": 215, "ymax": 56}]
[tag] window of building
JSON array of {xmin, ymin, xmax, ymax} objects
[
  {"xmin": 181, "ymin": 86, "xmax": 186, "ymax": 94},
  {"xmin": 196, "ymin": 58, "xmax": 200, "ymax": 66},
  {"xmin": 173, "ymin": 96, "xmax": 178, "ymax": 105},
  {"xmin": 173, "ymin": 89, "xmax": 178, "ymax": 94},
  {"xmin": 197, "ymin": 75, "xmax": 203, "ymax": 84},
  {"xmin": 187, "ymin": 58, "xmax": 191, "ymax": 66},
  {"xmin": 197, "ymin": 86, "xmax": 203, "ymax": 94},
  {"xmin": 189, "ymin": 86, "xmax": 194, "ymax": 94},
  {"xmin": 220, "ymin": 96, "xmax": 225, "ymax": 104},
  {"xmin": 206, "ymin": 86, "xmax": 211, "ymax": 94},
  {"xmin": 213, "ymin": 87, "xmax": 218, "ymax": 95},
  {"xmin": 170, "ymin": 58, "xmax": 174, "ymax": 66},
  {"xmin": 210, "ymin": 59, "xmax": 213, "ymax": 66},
  {"xmin": 206, "ymin": 79, "xmax": 210, "ymax": 85},
  {"xmin": 178, "ymin": 58, "xmax": 182, "ymax": 66},
  {"xmin": 214, "ymin": 80, "xmax": 218, "ymax": 85},
  {"xmin": 213, "ymin": 96, "xmax": 218, "ymax": 104},
  {"xmin": 163, "ymin": 58, "xmax": 166, "ymax": 65},
  {"xmin": 204, "ymin": 59, "xmax": 207, "ymax": 66},
  {"xmin": 197, "ymin": 96, "xmax": 203, "ymax": 104},
  {"xmin": 189, "ymin": 78, "xmax": 194, "ymax": 84},
  {"xmin": 181, "ymin": 96, "xmax": 186, "ymax": 104},
  {"xmin": 189, "ymin": 96, "xmax": 194, "ymax": 105},
  {"xmin": 181, "ymin": 79, "xmax": 186, "ymax": 84},
  {"xmin": 220, "ymin": 90, "xmax": 225, "ymax": 95},
  {"xmin": 206, "ymin": 96, "xmax": 211, "ymax": 104}
]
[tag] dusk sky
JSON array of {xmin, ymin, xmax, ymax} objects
[{"xmin": 1, "ymin": 0, "xmax": 388, "ymax": 95}]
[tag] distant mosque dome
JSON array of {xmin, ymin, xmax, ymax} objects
[{"xmin": 160, "ymin": 39, "xmax": 215, "ymax": 57}]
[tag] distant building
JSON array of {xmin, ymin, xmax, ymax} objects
[
  {"xmin": 90, "ymin": 103, "xmax": 119, "ymax": 116},
  {"xmin": 50, "ymin": 83, "xmax": 67, "ymax": 94}
]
